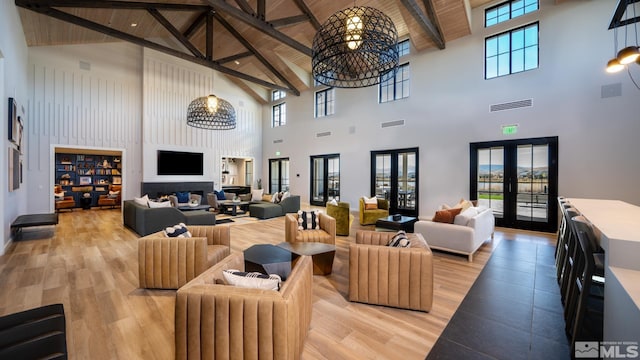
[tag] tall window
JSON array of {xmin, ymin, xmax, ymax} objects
[
  {"xmin": 397, "ymin": 39, "xmax": 410, "ymax": 57},
  {"xmin": 269, "ymin": 158, "xmax": 290, "ymax": 193},
  {"xmin": 315, "ymin": 88, "xmax": 335, "ymax": 118},
  {"xmin": 485, "ymin": 0, "xmax": 538, "ymax": 27},
  {"xmin": 271, "ymin": 90, "xmax": 286, "ymax": 127},
  {"xmin": 485, "ymin": 22, "xmax": 538, "ymax": 79},
  {"xmin": 379, "ymin": 63, "xmax": 410, "ymax": 103}
]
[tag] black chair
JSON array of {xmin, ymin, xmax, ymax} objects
[
  {"xmin": 0, "ymin": 304, "xmax": 67, "ymax": 359},
  {"xmin": 559, "ymin": 207, "xmax": 581, "ymax": 304},
  {"xmin": 567, "ymin": 216, "xmax": 604, "ymax": 352},
  {"xmin": 555, "ymin": 199, "xmax": 573, "ymax": 281}
]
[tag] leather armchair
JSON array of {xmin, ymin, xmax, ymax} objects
[
  {"xmin": 349, "ymin": 230, "xmax": 433, "ymax": 312},
  {"xmin": 359, "ymin": 197, "xmax": 389, "ymax": 225},
  {"xmin": 326, "ymin": 201, "xmax": 354, "ymax": 236},
  {"xmin": 285, "ymin": 212, "xmax": 336, "ymax": 245},
  {"xmin": 175, "ymin": 252, "xmax": 313, "ymax": 360},
  {"xmin": 97, "ymin": 185, "xmax": 122, "ymax": 208},
  {"xmin": 138, "ymin": 225, "xmax": 231, "ymax": 289},
  {"xmin": 54, "ymin": 185, "xmax": 75, "ymax": 212}
]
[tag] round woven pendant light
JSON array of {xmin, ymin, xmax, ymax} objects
[
  {"xmin": 186, "ymin": 95, "xmax": 236, "ymax": 130},
  {"xmin": 312, "ymin": 6, "xmax": 399, "ymax": 88}
]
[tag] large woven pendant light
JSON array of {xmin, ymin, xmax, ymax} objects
[{"xmin": 186, "ymin": 94, "xmax": 236, "ymax": 130}]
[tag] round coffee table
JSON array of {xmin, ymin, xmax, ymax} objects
[{"xmin": 277, "ymin": 242, "xmax": 336, "ymax": 275}]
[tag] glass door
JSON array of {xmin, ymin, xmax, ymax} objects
[
  {"xmin": 269, "ymin": 158, "xmax": 289, "ymax": 194},
  {"xmin": 371, "ymin": 148, "xmax": 419, "ymax": 217},
  {"xmin": 310, "ymin": 154, "xmax": 340, "ymax": 206},
  {"xmin": 471, "ymin": 137, "xmax": 558, "ymax": 232}
]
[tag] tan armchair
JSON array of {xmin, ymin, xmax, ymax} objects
[
  {"xmin": 97, "ymin": 185, "xmax": 122, "ymax": 208},
  {"xmin": 285, "ymin": 212, "xmax": 336, "ymax": 245},
  {"xmin": 349, "ymin": 230, "xmax": 433, "ymax": 312},
  {"xmin": 138, "ymin": 225, "xmax": 231, "ymax": 289},
  {"xmin": 54, "ymin": 185, "xmax": 75, "ymax": 211},
  {"xmin": 359, "ymin": 197, "xmax": 390, "ymax": 225},
  {"xmin": 175, "ymin": 252, "xmax": 313, "ymax": 360}
]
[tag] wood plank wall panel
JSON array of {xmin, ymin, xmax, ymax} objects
[
  {"xmin": 142, "ymin": 50, "xmax": 262, "ymax": 186},
  {"xmin": 26, "ymin": 50, "xmax": 142, "ymax": 212}
]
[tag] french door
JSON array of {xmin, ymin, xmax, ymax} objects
[
  {"xmin": 370, "ymin": 148, "xmax": 418, "ymax": 217},
  {"xmin": 470, "ymin": 137, "xmax": 558, "ymax": 232},
  {"xmin": 310, "ymin": 154, "xmax": 340, "ymax": 206},
  {"xmin": 269, "ymin": 158, "xmax": 289, "ymax": 193}
]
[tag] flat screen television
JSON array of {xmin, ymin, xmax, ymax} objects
[{"xmin": 157, "ymin": 150, "xmax": 203, "ymax": 175}]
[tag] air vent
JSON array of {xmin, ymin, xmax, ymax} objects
[
  {"xmin": 490, "ymin": 99, "xmax": 532, "ymax": 112},
  {"xmin": 349, "ymin": 126, "xmax": 356, "ymax": 134},
  {"xmin": 381, "ymin": 119, "xmax": 405, "ymax": 128},
  {"xmin": 273, "ymin": 139, "xmax": 283, "ymax": 144},
  {"xmin": 79, "ymin": 60, "xmax": 91, "ymax": 70},
  {"xmin": 601, "ymin": 83, "xmax": 622, "ymax": 98},
  {"xmin": 316, "ymin": 131, "xmax": 331, "ymax": 137}
]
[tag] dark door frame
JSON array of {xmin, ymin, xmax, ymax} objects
[
  {"xmin": 309, "ymin": 153, "xmax": 340, "ymax": 206},
  {"xmin": 370, "ymin": 147, "xmax": 419, "ymax": 217}
]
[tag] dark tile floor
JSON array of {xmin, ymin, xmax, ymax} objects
[{"xmin": 427, "ymin": 240, "xmax": 570, "ymax": 360}]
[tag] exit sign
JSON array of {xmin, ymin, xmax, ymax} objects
[{"xmin": 502, "ymin": 124, "xmax": 519, "ymax": 135}]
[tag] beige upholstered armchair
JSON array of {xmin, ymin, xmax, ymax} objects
[
  {"xmin": 175, "ymin": 252, "xmax": 313, "ymax": 360},
  {"xmin": 359, "ymin": 197, "xmax": 389, "ymax": 225},
  {"xmin": 349, "ymin": 230, "xmax": 433, "ymax": 312},
  {"xmin": 138, "ymin": 225, "xmax": 231, "ymax": 289},
  {"xmin": 285, "ymin": 212, "xmax": 336, "ymax": 245}
]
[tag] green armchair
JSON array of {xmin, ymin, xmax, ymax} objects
[
  {"xmin": 359, "ymin": 197, "xmax": 390, "ymax": 225},
  {"xmin": 326, "ymin": 201, "xmax": 355, "ymax": 236}
]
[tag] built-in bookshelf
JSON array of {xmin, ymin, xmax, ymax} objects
[{"xmin": 55, "ymin": 152, "xmax": 123, "ymax": 207}]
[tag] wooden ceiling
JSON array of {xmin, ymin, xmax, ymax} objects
[{"xmin": 16, "ymin": 0, "xmax": 502, "ymax": 102}]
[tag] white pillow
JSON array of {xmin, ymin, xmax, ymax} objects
[
  {"xmin": 55, "ymin": 191, "xmax": 65, "ymax": 199},
  {"xmin": 148, "ymin": 200, "xmax": 172, "ymax": 208},
  {"xmin": 363, "ymin": 196, "xmax": 378, "ymax": 209},
  {"xmin": 164, "ymin": 223, "xmax": 191, "ymax": 238},
  {"xmin": 281, "ymin": 191, "xmax": 290, "ymax": 201},
  {"xmin": 251, "ymin": 189, "xmax": 264, "ymax": 201},
  {"xmin": 134, "ymin": 194, "xmax": 149, "ymax": 207},
  {"xmin": 328, "ymin": 198, "xmax": 338, "ymax": 206},
  {"xmin": 223, "ymin": 269, "xmax": 281, "ymax": 291},
  {"xmin": 453, "ymin": 207, "xmax": 479, "ymax": 226}
]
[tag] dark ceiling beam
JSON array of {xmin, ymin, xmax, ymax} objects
[
  {"xmin": 16, "ymin": 4, "xmax": 291, "ymax": 92},
  {"xmin": 257, "ymin": 0, "xmax": 265, "ymax": 21},
  {"xmin": 183, "ymin": 10, "xmax": 208, "ymax": 39},
  {"xmin": 292, "ymin": 0, "xmax": 320, "ymax": 31},
  {"xmin": 233, "ymin": 0, "xmax": 254, "ymax": 15},
  {"xmin": 216, "ymin": 51, "xmax": 252, "ymax": 64},
  {"xmin": 399, "ymin": 0, "xmax": 445, "ymax": 49},
  {"xmin": 609, "ymin": 0, "xmax": 640, "ymax": 29},
  {"xmin": 270, "ymin": 14, "xmax": 310, "ymax": 29},
  {"xmin": 206, "ymin": 11, "xmax": 213, "ymax": 60},
  {"xmin": 213, "ymin": 12, "xmax": 300, "ymax": 96},
  {"xmin": 15, "ymin": 0, "xmax": 208, "ymax": 11},
  {"xmin": 204, "ymin": 0, "xmax": 312, "ymax": 57},
  {"xmin": 147, "ymin": 8, "xmax": 203, "ymax": 58}
]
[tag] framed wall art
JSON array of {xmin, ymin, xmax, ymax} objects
[{"xmin": 8, "ymin": 97, "xmax": 18, "ymax": 143}]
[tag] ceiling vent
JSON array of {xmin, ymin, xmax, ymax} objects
[
  {"xmin": 601, "ymin": 83, "xmax": 622, "ymax": 98},
  {"xmin": 381, "ymin": 119, "xmax": 405, "ymax": 128},
  {"xmin": 490, "ymin": 99, "xmax": 532, "ymax": 112},
  {"xmin": 79, "ymin": 60, "xmax": 91, "ymax": 70},
  {"xmin": 316, "ymin": 131, "xmax": 331, "ymax": 137},
  {"xmin": 273, "ymin": 139, "xmax": 283, "ymax": 144}
]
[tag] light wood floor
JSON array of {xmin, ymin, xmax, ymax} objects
[{"xmin": 0, "ymin": 209, "xmax": 555, "ymax": 359}]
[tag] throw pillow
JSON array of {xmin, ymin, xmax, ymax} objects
[
  {"xmin": 223, "ymin": 269, "xmax": 281, "ymax": 291},
  {"xmin": 164, "ymin": 223, "xmax": 191, "ymax": 238},
  {"xmin": 271, "ymin": 192, "xmax": 283, "ymax": 204},
  {"xmin": 54, "ymin": 191, "xmax": 65, "ymax": 199},
  {"xmin": 388, "ymin": 230, "xmax": 411, "ymax": 247},
  {"xmin": 148, "ymin": 200, "xmax": 172, "ymax": 208},
  {"xmin": 432, "ymin": 208, "xmax": 463, "ymax": 224},
  {"xmin": 134, "ymin": 194, "xmax": 149, "ymax": 207},
  {"xmin": 251, "ymin": 189, "xmax": 264, "ymax": 201},
  {"xmin": 262, "ymin": 194, "xmax": 273, "ymax": 202},
  {"xmin": 297, "ymin": 210, "xmax": 320, "ymax": 230},
  {"xmin": 215, "ymin": 190, "xmax": 226, "ymax": 200},
  {"xmin": 327, "ymin": 198, "xmax": 338, "ymax": 206},
  {"xmin": 453, "ymin": 207, "xmax": 479, "ymax": 226},
  {"xmin": 363, "ymin": 196, "xmax": 378, "ymax": 210},
  {"xmin": 281, "ymin": 191, "xmax": 290, "ymax": 201},
  {"xmin": 107, "ymin": 190, "xmax": 120, "ymax": 199},
  {"xmin": 176, "ymin": 191, "xmax": 190, "ymax": 203}
]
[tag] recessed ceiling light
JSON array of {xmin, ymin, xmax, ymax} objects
[
  {"xmin": 131, "ymin": 23, "xmax": 138, "ymax": 27},
  {"xmin": 234, "ymin": 60, "xmax": 240, "ymax": 65}
]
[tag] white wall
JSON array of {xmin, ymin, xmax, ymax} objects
[
  {"xmin": 1, "ymin": 2, "xmax": 29, "ymax": 254},
  {"xmin": 142, "ymin": 49, "xmax": 262, "ymax": 189},
  {"xmin": 27, "ymin": 42, "xmax": 143, "ymax": 212},
  {"xmin": 261, "ymin": 0, "xmax": 640, "ymax": 215}
]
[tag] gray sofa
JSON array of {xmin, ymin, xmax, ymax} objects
[
  {"xmin": 249, "ymin": 195, "xmax": 300, "ymax": 219},
  {"xmin": 123, "ymin": 200, "xmax": 216, "ymax": 236}
]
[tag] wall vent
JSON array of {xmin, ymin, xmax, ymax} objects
[
  {"xmin": 79, "ymin": 61, "xmax": 91, "ymax": 71},
  {"xmin": 490, "ymin": 99, "xmax": 532, "ymax": 112},
  {"xmin": 316, "ymin": 131, "xmax": 331, "ymax": 137},
  {"xmin": 381, "ymin": 119, "xmax": 405, "ymax": 128},
  {"xmin": 601, "ymin": 83, "xmax": 622, "ymax": 98},
  {"xmin": 349, "ymin": 126, "xmax": 356, "ymax": 134},
  {"xmin": 273, "ymin": 139, "xmax": 283, "ymax": 144}
]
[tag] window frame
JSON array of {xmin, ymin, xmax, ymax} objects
[
  {"xmin": 272, "ymin": 102, "xmax": 286, "ymax": 127},
  {"xmin": 314, "ymin": 87, "xmax": 335, "ymax": 118},
  {"xmin": 485, "ymin": 0, "xmax": 539, "ymax": 27},
  {"xmin": 484, "ymin": 22, "xmax": 539, "ymax": 80},
  {"xmin": 379, "ymin": 62, "xmax": 410, "ymax": 103}
]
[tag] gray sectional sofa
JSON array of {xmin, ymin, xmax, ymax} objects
[
  {"xmin": 123, "ymin": 200, "xmax": 216, "ymax": 236},
  {"xmin": 248, "ymin": 195, "xmax": 300, "ymax": 219}
]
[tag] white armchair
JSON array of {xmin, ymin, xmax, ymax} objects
[{"xmin": 414, "ymin": 207, "xmax": 495, "ymax": 262}]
